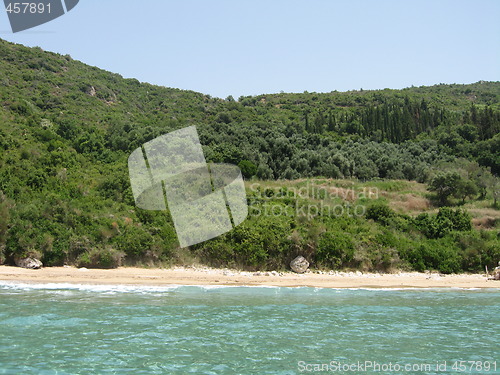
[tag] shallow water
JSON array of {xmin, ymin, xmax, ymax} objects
[{"xmin": 0, "ymin": 282, "xmax": 499, "ymax": 374}]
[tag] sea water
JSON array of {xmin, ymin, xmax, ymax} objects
[{"xmin": 0, "ymin": 282, "xmax": 498, "ymax": 374}]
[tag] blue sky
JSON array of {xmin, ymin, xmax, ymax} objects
[{"xmin": 1, "ymin": 0, "xmax": 499, "ymax": 99}]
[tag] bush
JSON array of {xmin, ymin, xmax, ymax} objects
[
  {"xmin": 76, "ymin": 247, "xmax": 124, "ymax": 269},
  {"xmin": 193, "ymin": 214, "xmax": 292, "ymax": 270},
  {"xmin": 436, "ymin": 207, "xmax": 472, "ymax": 232},
  {"xmin": 238, "ymin": 160, "xmax": 257, "ymax": 179},
  {"xmin": 401, "ymin": 239, "xmax": 461, "ymax": 274},
  {"xmin": 366, "ymin": 203, "xmax": 394, "ymax": 225},
  {"xmin": 457, "ymin": 232, "xmax": 500, "ymax": 272},
  {"xmin": 353, "ymin": 232, "xmax": 406, "ymax": 272},
  {"xmin": 413, "ymin": 208, "xmax": 471, "ymax": 239},
  {"xmin": 67, "ymin": 236, "xmax": 93, "ymax": 263},
  {"xmin": 0, "ymin": 199, "xmax": 10, "ymax": 252},
  {"xmin": 235, "ymin": 217, "xmax": 292, "ymax": 270},
  {"xmin": 195, "ymin": 239, "xmax": 235, "ymax": 268},
  {"xmin": 413, "ymin": 213, "xmax": 444, "ymax": 239},
  {"xmin": 114, "ymin": 226, "xmax": 154, "ymax": 258},
  {"xmin": 316, "ymin": 232, "xmax": 355, "ymax": 269},
  {"xmin": 368, "ymin": 246, "xmax": 402, "ymax": 272}
]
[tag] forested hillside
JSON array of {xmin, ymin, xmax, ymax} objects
[{"xmin": 0, "ymin": 38, "xmax": 499, "ymax": 272}]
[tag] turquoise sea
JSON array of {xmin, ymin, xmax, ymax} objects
[{"xmin": 0, "ymin": 282, "xmax": 499, "ymax": 374}]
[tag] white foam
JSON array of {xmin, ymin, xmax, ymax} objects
[
  {"xmin": 0, "ymin": 281, "xmax": 496, "ymax": 294},
  {"xmin": 0, "ymin": 281, "xmax": 282, "ymax": 293},
  {"xmin": 0, "ymin": 281, "xmax": 183, "ymax": 293}
]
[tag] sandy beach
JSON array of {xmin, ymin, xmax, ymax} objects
[{"xmin": 0, "ymin": 265, "xmax": 498, "ymax": 289}]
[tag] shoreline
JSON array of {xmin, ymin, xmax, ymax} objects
[{"xmin": 0, "ymin": 266, "xmax": 498, "ymax": 289}]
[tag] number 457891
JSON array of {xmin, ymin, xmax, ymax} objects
[
  {"xmin": 5, "ymin": 3, "xmax": 51, "ymax": 14},
  {"xmin": 452, "ymin": 361, "xmax": 497, "ymax": 372}
]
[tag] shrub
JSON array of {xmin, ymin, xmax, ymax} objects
[
  {"xmin": 457, "ymin": 232, "xmax": 500, "ymax": 272},
  {"xmin": 401, "ymin": 240, "xmax": 461, "ymax": 274},
  {"xmin": 232, "ymin": 226, "xmax": 267, "ymax": 268},
  {"xmin": 353, "ymin": 235, "xmax": 405, "ymax": 272},
  {"xmin": 374, "ymin": 229, "xmax": 398, "ymax": 248},
  {"xmin": 67, "ymin": 236, "xmax": 93, "ymax": 263},
  {"xmin": 366, "ymin": 203, "xmax": 394, "ymax": 225},
  {"xmin": 414, "ymin": 208, "xmax": 471, "ymax": 239},
  {"xmin": 0, "ymin": 198, "xmax": 10, "ymax": 251},
  {"xmin": 76, "ymin": 247, "xmax": 124, "ymax": 269},
  {"xmin": 192, "ymin": 214, "xmax": 294, "ymax": 271},
  {"xmin": 196, "ymin": 239, "xmax": 235, "ymax": 268},
  {"xmin": 238, "ymin": 160, "xmax": 257, "ymax": 179},
  {"xmin": 10, "ymin": 101, "xmax": 30, "ymax": 116},
  {"xmin": 436, "ymin": 207, "xmax": 472, "ymax": 232},
  {"xmin": 371, "ymin": 247, "xmax": 402, "ymax": 272},
  {"xmin": 316, "ymin": 232, "xmax": 355, "ymax": 269},
  {"xmin": 114, "ymin": 226, "xmax": 154, "ymax": 258}
]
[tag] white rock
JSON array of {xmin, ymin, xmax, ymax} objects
[
  {"xmin": 15, "ymin": 257, "xmax": 42, "ymax": 270},
  {"xmin": 290, "ymin": 256, "xmax": 309, "ymax": 274}
]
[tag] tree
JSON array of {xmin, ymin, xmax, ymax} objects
[
  {"xmin": 327, "ymin": 111, "xmax": 336, "ymax": 131},
  {"xmin": 456, "ymin": 124, "xmax": 479, "ymax": 142},
  {"xmin": 428, "ymin": 172, "xmax": 462, "ymax": 206},
  {"xmin": 466, "ymin": 163, "xmax": 490, "ymax": 199},
  {"xmin": 491, "ymin": 176, "xmax": 500, "ymax": 208},
  {"xmin": 256, "ymin": 163, "xmax": 273, "ymax": 180},
  {"xmin": 238, "ymin": 160, "xmax": 257, "ymax": 179},
  {"xmin": 455, "ymin": 179, "xmax": 478, "ymax": 204}
]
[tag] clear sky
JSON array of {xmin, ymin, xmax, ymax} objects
[{"xmin": 1, "ymin": 0, "xmax": 499, "ymax": 99}]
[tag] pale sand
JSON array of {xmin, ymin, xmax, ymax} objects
[{"xmin": 0, "ymin": 265, "xmax": 498, "ymax": 288}]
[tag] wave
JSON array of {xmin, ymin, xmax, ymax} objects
[{"xmin": 0, "ymin": 280, "xmax": 497, "ymax": 294}]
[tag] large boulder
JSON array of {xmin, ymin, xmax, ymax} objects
[
  {"xmin": 290, "ymin": 256, "xmax": 309, "ymax": 273},
  {"xmin": 15, "ymin": 257, "xmax": 43, "ymax": 269}
]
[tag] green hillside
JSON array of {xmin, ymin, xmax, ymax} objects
[{"xmin": 0, "ymin": 38, "xmax": 499, "ymax": 273}]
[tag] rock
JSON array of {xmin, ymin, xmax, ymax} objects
[
  {"xmin": 88, "ymin": 86, "xmax": 97, "ymax": 97},
  {"xmin": 290, "ymin": 256, "xmax": 309, "ymax": 274},
  {"xmin": 15, "ymin": 257, "xmax": 42, "ymax": 269}
]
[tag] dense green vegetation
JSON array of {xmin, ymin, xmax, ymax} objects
[
  {"xmin": 193, "ymin": 179, "xmax": 498, "ymax": 274},
  {"xmin": 0, "ymin": 38, "xmax": 498, "ymax": 273}
]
